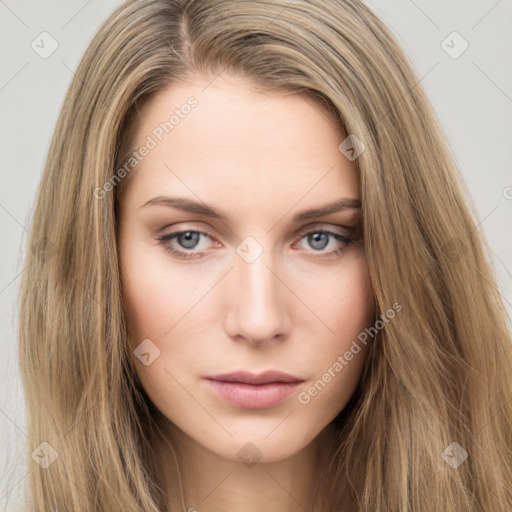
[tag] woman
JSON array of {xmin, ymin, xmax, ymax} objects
[{"xmin": 18, "ymin": 0, "xmax": 512, "ymax": 510}]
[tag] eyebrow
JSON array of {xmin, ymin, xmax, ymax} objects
[{"xmin": 141, "ymin": 196, "xmax": 362, "ymax": 223}]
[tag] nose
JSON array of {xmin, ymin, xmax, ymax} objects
[{"xmin": 223, "ymin": 241, "xmax": 292, "ymax": 346}]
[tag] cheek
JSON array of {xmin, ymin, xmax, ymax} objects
[
  {"xmin": 120, "ymin": 238, "xmax": 189, "ymax": 343},
  {"xmin": 119, "ymin": 239, "xmax": 195, "ymax": 409},
  {"xmin": 294, "ymin": 252, "xmax": 375, "ymax": 409},
  {"xmin": 333, "ymin": 253, "xmax": 375, "ymax": 336},
  {"xmin": 297, "ymin": 248, "xmax": 375, "ymax": 346}
]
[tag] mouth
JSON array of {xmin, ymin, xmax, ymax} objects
[{"xmin": 204, "ymin": 370, "xmax": 305, "ymax": 409}]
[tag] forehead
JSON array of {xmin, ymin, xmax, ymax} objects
[{"xmin": 122, "ymin": 75, "xmax": 359, "ymax": 210}]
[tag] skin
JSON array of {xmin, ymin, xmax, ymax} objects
[{"xmin": 118, "ymin": 74, "xmax": 376, "ymax": 512}]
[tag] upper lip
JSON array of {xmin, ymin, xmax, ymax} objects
[{"xmin": 205, "ymin": 370, "xmax": 304, "ymax": 385}]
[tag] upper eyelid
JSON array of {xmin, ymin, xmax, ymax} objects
[
  {"xmin": 162, "ymin": 222, "xmax": 353, "ymax": 235},
  {"xmin": 160, "ymin": 219, "xmax": 356, "ymax": 234},
  {"xmin": 160, "ymin": 224, "xmax": 354, "ymax": 246},
  {"xmin": 295, "ymin": 224, "xmax": 352, "ymax": 236}
]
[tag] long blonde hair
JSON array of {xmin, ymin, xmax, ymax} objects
[{"xmin": 17, "ymin": 0, "xmax": 512, "ymax": 510}]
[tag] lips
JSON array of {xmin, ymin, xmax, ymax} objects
[
  {"xmin": 205, "ymin": 370, "xmax": 305, "ymax": 385},
  {"xmin": 204, "ymin": 370, "xmax": 305, "ymax": 409}
]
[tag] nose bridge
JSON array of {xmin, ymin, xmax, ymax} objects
[{"xmin": 226, "ymin": 235, "xmax": 291, "ymax": 343}]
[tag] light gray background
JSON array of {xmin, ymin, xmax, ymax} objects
[{"xmin": 1, "ymin": 1, "xmax": 511, "ymax": 509}]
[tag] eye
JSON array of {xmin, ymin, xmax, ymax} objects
[
  {"xmin": 157, "ymin": 227, "xmax": 358, "ymax": 260},
  {"xmin": 157, "ymin": 230, "xmax": 212, "ymax": 260},
  {"xmin": 292, "ymin": 228, "xmax": 354, "ymax": 259}
]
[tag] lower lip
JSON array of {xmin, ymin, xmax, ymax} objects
[{"xmin": 205, "ymin": 379, "xmax": 302, "ymax": 409}]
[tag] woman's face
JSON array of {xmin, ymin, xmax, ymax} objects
[{"xmin": 118, "ymin": 75, "xmax": 375, "ymax": 464}]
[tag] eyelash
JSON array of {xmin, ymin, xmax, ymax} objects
[{"xmin": 157, "ymin": 227, "xmax": 357, "ymax": 261}]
